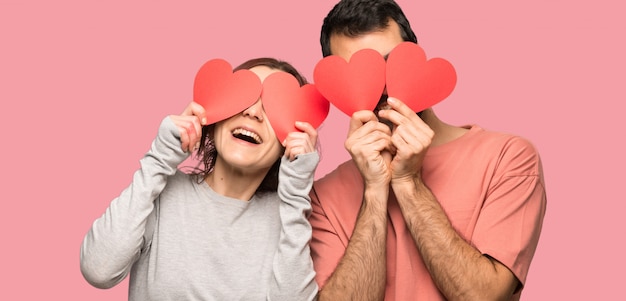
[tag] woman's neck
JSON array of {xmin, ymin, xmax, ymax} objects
[{"xmin": 204, "ymin": 160, "xmax": 268, "ymax": 201}]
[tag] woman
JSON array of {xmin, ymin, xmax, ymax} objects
[{"xmin": 80, "ymin": 58, "xmax": 320, "ymax": 300}]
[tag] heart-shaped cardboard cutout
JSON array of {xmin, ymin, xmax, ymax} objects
[
  {"xmin": 313, "ymin": 48, "xmax": 386, "ymax": 117},
  {"xmin": 386, "ymin": 42, "xmax": 457, "ymax": 113},
  {"xmin": 193, "ymin": 59, "xmax": 263, "ymax": 124},
  {"xmin": 262, "ymin": 72, "xmax": 330, "ymax": 142}
]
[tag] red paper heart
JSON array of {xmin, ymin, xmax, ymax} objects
[
  {"xmin": 261, "ymin": 72, "xmax": 330, "ymax": 142},
  {"xmin": 386, "ymin": 42, "xmax": 457, "ymax": 113},
  {"xmin": 313, "ymin": 48, "xmax": 386, "ymax": 116},
  {"xmin": 193, "ymin": 59, "xmax": 263, "ymax": 124}
]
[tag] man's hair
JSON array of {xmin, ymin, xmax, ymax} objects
[{"xmin": 320, "ymin": 0, "xmax": 418, "ymax": 57}]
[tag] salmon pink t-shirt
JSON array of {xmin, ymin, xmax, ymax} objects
[{"xmin": 309, "ymin": 125, "xmax": 547, "ymax": 300}]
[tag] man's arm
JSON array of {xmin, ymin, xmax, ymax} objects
[
  {"xmin": 381, "ymin": 98, "xmax": 519, "ymax": 300},
  {"xmin": 393, "ymin": 179, "xmax": 518, "ymax": 301},
  {"xmin": 317, "ymin": 111, "xmax": 393, "ymax": 301},
  {"xmin": 318, "ymin": 186, "xmax": 389, "ymax": 301}
]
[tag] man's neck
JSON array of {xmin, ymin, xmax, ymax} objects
[{"xmin": 422, "ymin": 108, "xmax": 469, "ymax": 147}]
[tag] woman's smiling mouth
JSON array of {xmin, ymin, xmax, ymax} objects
[{"xmin": 232, "ymin": 128, "xmax": 262, "ymax": 144}]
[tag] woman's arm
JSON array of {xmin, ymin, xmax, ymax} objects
[
  {"xmin": 80, "ymin": 102, "xmax": 206, "ymax": 289},
  {"xmin": 268, "ymin": 122, "xmax": 319, "ymax": 301}
]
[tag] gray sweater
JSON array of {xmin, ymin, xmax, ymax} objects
[{"xmin": 81, "ymin": 117, "xmax": 319, "ymax": 300}]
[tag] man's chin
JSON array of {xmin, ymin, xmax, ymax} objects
[
  {"xmin": 379, "ymin": 117, "xmax": 394, "ymax": 131},
  {"xmin": 374, "ymin": 97, "xmax": 392, "ymax": 130},
  {"xmin": 373, "ymin": 97, "xmax": 390, "ymax": 115},
  {"xmin": 374, "ymin": 97, "xmax": 424, "ymax": 129}
]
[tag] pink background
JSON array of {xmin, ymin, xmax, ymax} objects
[{"xmin": 1, "ymin": 0, "xmax": 624, "ymax": 299}]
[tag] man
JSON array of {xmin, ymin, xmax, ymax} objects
[{"xmin": 309, "ymin": 0, "xmax": 547, "ymax": 300}]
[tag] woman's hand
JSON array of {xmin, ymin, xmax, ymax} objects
[
  {"xmin": 169, "ymin": 101, "xmax": 207, "ymax": 153},
  {"xmin": 283, "ymin": 121, "xmax": 318, "ymax": 161}
]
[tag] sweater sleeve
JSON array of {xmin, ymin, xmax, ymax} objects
[
  {"xmin": 268, "ymin": 152, "xmax": 320, "ymax": 301},
  {"xmin": 80, "ymin": 116, "xmax": 189, "ymax": 289}
]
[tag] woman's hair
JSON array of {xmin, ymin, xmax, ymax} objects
[
  {"xmin": 191, "ymin": 57, "xmax": 308, "ymax": 193},
  {"xmin": 320, "ymin": 0, "xmax": 418, "ymax": 57}
]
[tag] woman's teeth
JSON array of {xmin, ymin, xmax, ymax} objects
[{"xmin": 232, "ymin": 128, "xmax": 262, "ymax": 144}]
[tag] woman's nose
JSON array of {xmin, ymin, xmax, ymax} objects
[{"xmin": 242, "ymin": 99, "xmax": 264, "ymax": 122}]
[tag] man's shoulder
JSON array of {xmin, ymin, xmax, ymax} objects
[
  {"xmin": 315, "ymin": 160, "xmax": 358, "ymax": 184},
  {"xmin": 313, "ymin": 160, "xmax": 363, "ymax": 197},
  {"xmin": 311, "ymin": 160, "xmax": 364, "ymax": 221},
  {"xmin": 469, "ymin": 125, "xmax": 544, "ymax": 176},
  {"xmin": 468, "ymin": 125, "xmax": 540, "ymax": 155}
]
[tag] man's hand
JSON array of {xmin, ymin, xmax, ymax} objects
[
  {"xmin": 377, "ymin": 97, "xmax": 434, "ymax": 185},
  {"xmin": 345, "ymin": 110, "xmax": 394, "ymax": 187}
]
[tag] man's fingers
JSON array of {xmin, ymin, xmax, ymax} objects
[
  {"xmin": 348, "ymin": 110, "xmax": 379, "ymax": 136},
  {"xmin": 386, "ymin": 97, "xmax": 415, "ymax": 118}
]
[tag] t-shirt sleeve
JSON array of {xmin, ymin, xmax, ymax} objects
[
  {"xmin": 472, "ymin": 136, "xmax": 547, "ymax": 287},
  {"xmin": 308, "ymin": 184, "xmax": 348, "ymax": 290}
]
